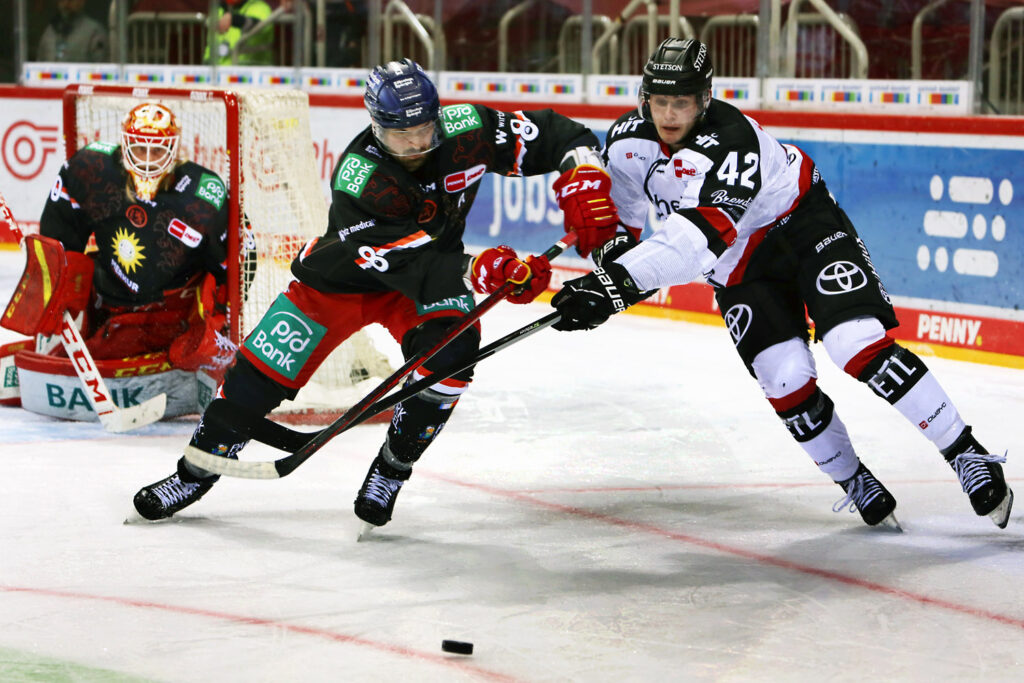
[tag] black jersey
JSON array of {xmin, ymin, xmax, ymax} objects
[
  {"xmin": 604, "ymin": 99, "xmax": 817, "ymax": 289},
  {"xmin": 40, "ymin": 141, "xmax": 229, "ymax": 306},
  {"xmin": 291, "ymin": 103, "xmax": 597, "ymax": 304}
]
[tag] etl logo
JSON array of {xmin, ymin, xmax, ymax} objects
[{"xmin": 2, "ymin": 121, "xmax": 59, "ymax": 180}]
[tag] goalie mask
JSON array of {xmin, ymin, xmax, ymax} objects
[
  {"xmin": 121, "ymin": 102, "xmax": 181, "ymax": 200},
  {"xmin": 364, "ymin": 58, "xmax": 442, "ymax": 160},
  {"xmin": 638, "ymin": 38, "xmax": 714, "ymax": 123}
]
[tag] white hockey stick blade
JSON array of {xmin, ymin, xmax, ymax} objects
[
  {"xmin": 98, "ymin": 393, "xmax": 167, "ymax": 433},
  {"xmin": 59, "ymin": 311, "xmax": 166, "ymax": 432},
  {"xmin": 183, "ymin": 445, "xmax": 280, "ymax": 480}
]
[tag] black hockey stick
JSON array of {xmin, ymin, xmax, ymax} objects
[
  {"xmin": 184, "ymin": 234, "xmax": 576, "ymax": 479},
  {"xmin": 187, "ymin": 309, "xmax": 563, "ymax": 471}
]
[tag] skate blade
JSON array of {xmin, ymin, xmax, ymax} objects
[
  {"xmin": 876, "ymin": 513, "xmax": 903, "ymax": 533},
  {"xmin": 356, "ymin": 521, "xmax": 377, "ymax": 542},
  {"xmin": 987, "ymin": 487, "xmax": 1014, "ymax": 529}
]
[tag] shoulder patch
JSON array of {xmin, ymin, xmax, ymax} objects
[
  {"xmin": 195, "ymin": 172, "xmax": 227, "ymax": 209},
  {"xmin": 84, "ymin": 141, "xmax": 119, "ymax": 155},
  {"xmin": 440, "ymin": 103, "xmax": 482, "ymax": 138},
  {"xmin": 334, "ymin": 153, "xmax": 378, "ymax": 197}
]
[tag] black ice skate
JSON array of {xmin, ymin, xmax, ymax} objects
[
  {"xmin": 941, "ymin": 427, "xmax": 1013, "ymax": 528},
  {"xmin": 834, "ymin": 463, "xmax": 901, "ymax": 531},
  {"xmin": 133, "ymin": 460, "xmax": 216, "ymax": 521},
  {"xmin": 354, "ymin": 453, "xmax": 411, "ymax": 529}
]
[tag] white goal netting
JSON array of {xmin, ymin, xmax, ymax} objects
[{"xmin": 68, "ymin": 86, "xmax": 397, "ymax": 421}]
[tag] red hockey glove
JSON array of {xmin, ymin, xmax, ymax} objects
[
  {"xmin": 470, "ymin": 245, "xmax": 530, "ymax": 294},
  {"xmin": 552, "ymin": 165, "xmax": 620, "ymax": 258},
  {"xmin": 506, "ymin": 254, "xmax": 552, "ymax": 304},
  {"xmin": 470, "ymin": 246, "xmax": 552, "ymax": 304}
]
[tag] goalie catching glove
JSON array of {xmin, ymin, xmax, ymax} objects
[
  {"xmin": 552, "ymin": 165, "xmax": 620, "ymax": 258},
  {"xmin": 469, "ymin": 245, "xmax": 552, "ymax": 304},
  {"xmin": 550, "ymin": 262, "xmax": 651, "ymax": 331}
]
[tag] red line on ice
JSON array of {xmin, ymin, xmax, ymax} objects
[
  {"xmin": 425, "ymin": 472, "xmax": 1024, "ymax": 632},
  {"xmin": 0, "ymin": 585, "xmax": 520, "ymax": 682}
]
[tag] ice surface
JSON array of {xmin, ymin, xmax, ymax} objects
[{"xmin": 1, "ymin": 249, "xmax": 1023, "ymax": 681}]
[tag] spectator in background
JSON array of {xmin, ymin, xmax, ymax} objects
[
  {"xmin": 206, "ymin": 0, "xmax": 275, "ymax": 65},
  {"xmin": 324, "ymin": 0, "xmax": 366, "ymax": 67},
  {"xmin": 37, "ymin": 0, "xmax": 108, "ymax": 63}
]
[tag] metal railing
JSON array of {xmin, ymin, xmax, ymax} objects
[
  {"xmin": 784, "ymin": 0, "xmax": 868, "ymax": 79},
  {"xmin": 382, "ymin": 0, "xmax": 444, "ymax": 70},
  {"xmin": 700, "ymin": 15, "xmax": 759, "ymax": 78},
  {"xmin": 110, "ymin": 10, "xmax": 207, "ymax": 65},
  {"xmin": 558, "ymin": 16, "xmax": 617, "ymax": 75},
  {"xmin": 109, "ymin": 5, "xmax": 312, "ymax": 67},
  {"xmin": 989, "ymin": 6, "xmax": 1024, "ymax": 114},
  {"xmin": 912, "ymin": 0, "xmax": 957, "ymax": 80},
  {"xmin": 620, "ymin": 15, "xmax": 696, "ymax": 75},
  {"xmin": 498, "ymin": 0, "xmax": 537, "ymax": 72}
]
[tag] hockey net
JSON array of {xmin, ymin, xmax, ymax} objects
[{"xmin": 63, "ymin": 84, "xmax": 397, "ymax": 423}]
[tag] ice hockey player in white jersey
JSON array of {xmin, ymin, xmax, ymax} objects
[{"xmin": 549, "ymin": 38, "xmax": 1013, "ymax": 530}]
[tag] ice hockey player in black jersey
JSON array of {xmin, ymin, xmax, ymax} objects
[
  {"xmin": 133, "ymin": 58, "xmax": 619, "ymax": 525},
  {"xmin": 549, "ymin": 38, "xmax": 1013, "ymax": 530},
  {"xmin": 2, "ymin": 102, "xmax": 234, "ymax": 390}
]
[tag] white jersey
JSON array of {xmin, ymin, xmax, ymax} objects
[{"xmin": 604, "ymin": 99, "xmax": 818, "ymax": 290}]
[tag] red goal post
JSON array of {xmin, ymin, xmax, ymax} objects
[{"xmin": 62, "ymin": 84, "xmax": 396, "ymax": 422}]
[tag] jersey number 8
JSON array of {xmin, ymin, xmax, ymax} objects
[{"xmin": 358, "ymin": 245, "xmax": 390, "ymax": 272}]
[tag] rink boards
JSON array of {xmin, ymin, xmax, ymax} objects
[{"xmin": 1, "ymin": 87, "xmax": 1022, "ymax": 364}]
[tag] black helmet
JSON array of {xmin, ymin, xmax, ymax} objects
[{"xmin": 638, "ymin": 38, "xmax": 714, "ymax": 121}]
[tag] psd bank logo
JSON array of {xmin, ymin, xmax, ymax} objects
[{"xmin": 3, "ymin": 121, "xmax": 59, "ymax": 180}]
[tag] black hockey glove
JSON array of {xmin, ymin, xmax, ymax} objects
[
  {"xmin": 551, "ymin": 261, "xmax": 648, "ymax": 331},
  {"xmin": 591, "ymin": 230, "xmax": 640, "ymax": 268}
]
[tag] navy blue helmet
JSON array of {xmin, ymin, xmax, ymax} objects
[
  {"xmin": 364, "ymin": 58, "xmax": 443, "ymax": 159},
  {"xmin": 365, "ymin": 58, "xmax": 440, "ymax": 129}
]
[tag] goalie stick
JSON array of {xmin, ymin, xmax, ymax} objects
[
  {"xmin": 0, "ymin": 191, "xmax": 166, "ymax": 432},
  {"xmin": 183, "ymin": 232, "xmax": 577, "ymax": 479},
  {"xmin": 185, "ymin": 309, "xmax": 563, "ymax": 476}
]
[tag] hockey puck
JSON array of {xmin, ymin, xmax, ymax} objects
[{"xmin": 441, "ymin": 639, "xmax": 473, "ymax": 655}]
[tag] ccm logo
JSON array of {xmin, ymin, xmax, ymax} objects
[
  {"xmin": 168, "ymin": 218, "xmax": 203, "ymax": 248},
  {"xmin": 444, "ymin": 164, "xmax": 486, "ymax": 193}
]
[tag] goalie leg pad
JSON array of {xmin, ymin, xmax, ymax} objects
[
  {"xmin": 14, "ymin": 350, "xmax": 196, "ymax": 421},
  {"xmin": 0, "ymin": 339, "xmax": 33, "ymax": 404}
]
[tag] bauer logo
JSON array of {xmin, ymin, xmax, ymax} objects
[
  {"xmin": 335, "ymin": 153, "xmax": 377, "ymax": 197},
  {"xmin": 243, "ymin": 295, "xmax": 325, "ymax": 381},
  {"xmin": 196, "ymin": 173, "xmax": 226, "ymax": 210},
  {"xmin": 441, "ymin": 104, "xmax": 482, "ymax": 138}
]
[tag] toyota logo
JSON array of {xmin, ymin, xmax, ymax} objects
[
  {"xmin": 724, "ymin": 304, "xmax": 753, "ymax": 344},
  {"xmin": 2, "ymin": 121, "xmax": 60, "ymax": 181},
  {"xmin": 816, "ymin": 261, "xmax": 867, "ymax": 295}
]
